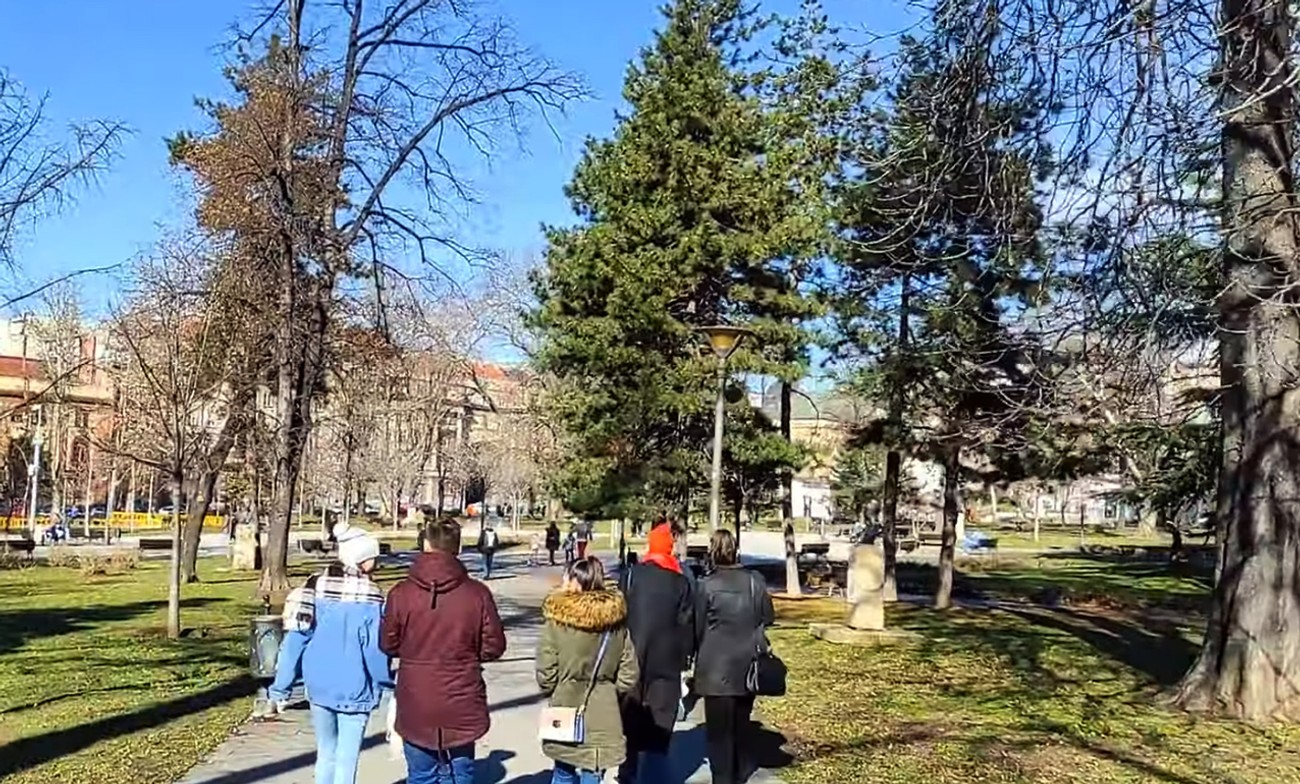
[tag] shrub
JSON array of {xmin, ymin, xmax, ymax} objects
[
  {"xmin": 47, "ymin": 546, "xmax": 80, "ymax": 568},
  {"xmin": 0, "ymin": 551, "xmax": 32, "ymax": 570},
  {"xmin": 79, "ymin": 549, "xmax": 140, "ymax": 577}
]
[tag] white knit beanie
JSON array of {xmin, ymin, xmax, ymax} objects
[{"xmin": 334, "ymin": 523, "xmax": 381, "ymax": 569}]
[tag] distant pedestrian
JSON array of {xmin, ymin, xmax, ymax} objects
[
  {"xmin": 536, "ymin": 556, "xmax": 639, "ymax": 783},
  {"xmin": 575, "ymin": 519, "xmax": 592, "ymax": 560},
  {"xmin": 616, "ymin": 522, "xmax": 694, "ymax": 784},
  {"xmin": 529, "ymin": 531, "xmax": 544, "ymax": 567},
  {"xmin": 477, "ymin": 519, "xmax": 500, "ymax": 580},
  {"xmin": 269, "ymin": 523, "xmax": 391, "ymax": 784},
  {"xmin": 563, "ymin": 530, "xmax": 577, "ymax": 566},
  {"xmin": 693, "ymin": 529, "xmax": 775, "ymax": 784},
  {"xmin": 545, "ymin": 521, "xmax": 561, "ymax": 566},
  {"xmin": 382, "ymin": 518, "xmax": 507, "ymax": 784}
]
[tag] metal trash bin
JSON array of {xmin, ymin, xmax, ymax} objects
[
  {"xmin": 250, "ymin": 613, "xmax": 284, "ymax": 715},
  {"xmin": 250, "ymin": 614, "xmax": 283, "ymax": 677}
]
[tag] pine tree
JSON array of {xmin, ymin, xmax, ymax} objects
[
  {"xmin": 533, "ymin": 0, "xmax": 815, "ymax": 521},
  {"xmin": 836, "ymin": 1, "xmax": 1055, "ymax": 608}
]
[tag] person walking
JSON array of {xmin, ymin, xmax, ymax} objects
[
  {"xmin": 545, "ymin": 521, "xmax": 561, "ymax": 566},
  {"xmin": 536, "ymin": 556, "xmax": 639, "ymax": 784},
  {"xmin": 476, "ymin": 518, "xmax": 500, "ymax": 579},
  {"xmin": 575, "ymin": 519, "xmax": 592, "ymax": 560},
  {"xmin": 563, "ymin": 529, "xmax": 577, "ymax": 567},
  {"xmin": 616, "ymin": 521, "xmax": 695, "ymax": 784},
  {"xmin": 268, "ymin": 523, "xmax": 391, "ymax": 784},
  {"xmin": 382, "ymin": 518, "xmax": 507, "ymax": 784},
  {"xmin": 693, "ymin": 529, "xmax": 774, "ymax": 784}
]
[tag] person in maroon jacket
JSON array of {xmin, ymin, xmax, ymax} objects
[{"xmin": 381, "ymin": 518, "xmax": 507, "ymax": 784}]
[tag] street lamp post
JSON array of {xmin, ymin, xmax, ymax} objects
[{"xmin": 700, "ymin": 325, "xmax": 752, "ymax": 533}]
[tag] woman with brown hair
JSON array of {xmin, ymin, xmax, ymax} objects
[
  {"xmin": 535, "ymin": 556, "xmax": 640, "ymax": 783},
  {"xmin": 692, "ymin": 529, "xmax": 775, "ymax": 784}
]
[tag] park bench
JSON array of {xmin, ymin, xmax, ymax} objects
[
  {"xmin": 298, "ymin": 538, "xmax": 330, "ymax": 555},
  {"xmin": 0, "ymin": 535, "xmax": 35, "ymax": 557},
  {"xmin": 139, "ymin": 538, "xmax": 173, "ymax": 551}
]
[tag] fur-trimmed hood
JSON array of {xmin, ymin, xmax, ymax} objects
[{"xmin": 543, "ymin": 589, "xmax": 627, "ymax": 632}]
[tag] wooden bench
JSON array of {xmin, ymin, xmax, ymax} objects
[
  {"xmin": 298, "ymin": 538, "xmax": 330, "ymax": 555},
  {"xmin": 0, "ymin": 536, "xmax": 35, "ymax": 556},
  {"xmin": 139, "ymin": 538, "xmax": 173, "ymax": 551}
]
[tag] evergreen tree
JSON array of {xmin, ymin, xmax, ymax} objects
[
  {"xmin": 836, "ymin": 1, "xmax": 1055, "ymax": 608},
  {"xmin": 533, "ymin": 0, "xmax": 818, "ymax": 522}
]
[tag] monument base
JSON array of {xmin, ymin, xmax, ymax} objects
[{"xmin": 809, "ymin": 622, "xmax": 920, "ymax": 647}]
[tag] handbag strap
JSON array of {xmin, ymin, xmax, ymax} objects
[{"xmin": 578, "ymin": 630, "xmax": 612, "ymax": 715}]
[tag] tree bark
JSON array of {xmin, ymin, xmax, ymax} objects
[
  {"xmin": 167, "ymin": 469, "xmax": 183, "ymax": 640},
  {"xmin": 935, "ymin": 445, "xmax": 960, "ymax": 610},
  {"xmin": 881, "ymin": 274, "xmax": 910, "ymax": 603},
  {"xmin": 1174, "ymin": 0, "xmax": 1300, "ymax": 720},
  {"xmin": 783, "ymin": 522, "xmax": 799, "ymax": 596},
  {"xmin": 780, "ymin": 380, "xmax": 793, "ymax": 523},
  {"xmin": 881, "ymin": 450, "xmax": 902, "ymax": 602}
]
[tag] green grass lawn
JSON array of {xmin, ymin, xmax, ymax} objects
[
  {"xmin": 0, "ymin": 560, "xmax": 263, "ymax": 784},
  {"xmin": 761, "ymin": 554, "xmax": 1275, "ymax": 783},
  {"xmin": 763, "ymin": 596, "xmax": 1300, "ymax": 783}
]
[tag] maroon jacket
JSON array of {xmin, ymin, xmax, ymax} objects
[{"xmin": 381, "ymin": 551, "xmax": 507, "ymax": 750}]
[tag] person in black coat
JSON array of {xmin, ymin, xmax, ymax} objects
[
  {"xmin": 616, "ymin": 521, "xmax": 694, "ymax": 784},
  {"xmin": 693, "ymin": 528, "xmax": 774, "ymax": 784},
  {"xmin": 545, "ymin": 521, "xmax": 561, "ymax": 566}
]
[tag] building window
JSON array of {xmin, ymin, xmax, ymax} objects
[{"xmin": 75, "ymin": 409, "xmax": 89, "ymax": 429}]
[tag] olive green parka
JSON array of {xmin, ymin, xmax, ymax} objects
[{"xmin": 535, "ymin": 588, "xmax": 640, "ymax": 772}]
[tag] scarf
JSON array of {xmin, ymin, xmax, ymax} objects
[{"xmin": 642, "ymin": 522, "xmax": 682, "ymax": 574}]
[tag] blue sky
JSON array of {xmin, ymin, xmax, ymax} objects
[{"xmin": 0, "ymin": 0, "xmax": 914, "ymax": 318}]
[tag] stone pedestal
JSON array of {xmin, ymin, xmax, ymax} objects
[
  {"xmin": 846, "ymin": 544, "xmax": 885, "ymax": 631},
  {"xmin": 231, "ymin": 524, "xmax": 259, "ymax": 571}
]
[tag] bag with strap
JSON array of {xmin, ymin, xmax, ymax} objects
[
  {"xmin": 744, "ymin": 573, "xmax": 788, "ymax": 697},
  {"xmin": 538, "ymin": 630, "xmax": 612, "ymax": 744}
]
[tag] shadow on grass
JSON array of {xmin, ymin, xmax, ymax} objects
[
  {"xmin": 0, "ymin": 597, "xmax": 225, "ymax": 655},
  {"xmin": 0, "ymin": 675, "xmax": 259, "ymax": 779},
  {"xmin": 772, "ymin": 602, "xmax": 1217, "ymax": 782}
]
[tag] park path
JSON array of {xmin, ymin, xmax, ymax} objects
[{"xmin": 175, "ymin": 551, "xmax": 787, "ymax": 784}]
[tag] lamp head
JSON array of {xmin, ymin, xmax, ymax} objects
[{"xmin": 699, "ymin": 325, "xmax": 753, "ymax": 361}]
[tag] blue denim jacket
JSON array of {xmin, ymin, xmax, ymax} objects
[{"xmin": 269, "ymin": 571, "xmax": 393, "ymax": 713}]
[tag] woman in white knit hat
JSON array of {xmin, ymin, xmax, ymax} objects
[{"xmin": 269, "ymin": 523, "xmax": 392, "ymax": 784}]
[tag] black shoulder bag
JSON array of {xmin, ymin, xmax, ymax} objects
[{"xmin": 744, "ymin": 573, "xmax": 787, "ymax": 697}]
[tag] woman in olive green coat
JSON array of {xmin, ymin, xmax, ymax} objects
[{"xmin": 536, "ymin": 556, "xmax": 640, "ymax": 783}]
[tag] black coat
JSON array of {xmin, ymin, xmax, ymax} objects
[
  {"xmin": 619, "ymin": 561, "xmax": 694, "ymax": 741},
  {"xmin": 545, "ymin": 525, "xmax": 561, "ymax": 551},
  {"xmin": 693, "ymin": 565, "xmax": 774, "ymax": 697}
]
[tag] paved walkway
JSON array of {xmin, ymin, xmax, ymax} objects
[{"xmin": 176, "ymin": 552, "xmax": 787, "ymax": 784}]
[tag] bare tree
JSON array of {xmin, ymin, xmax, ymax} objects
[
  {"xmin": 172, "ymin": 0, "xmax": 584, "ymax": 591},
  {"xmin": 0, "ymin": 71, "xmax": 126, "ymax": 272},
  {"xmin": 107, "ymin": 239, "xmax": 240, "ymax": 639}
]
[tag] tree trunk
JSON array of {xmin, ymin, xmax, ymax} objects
[
  {"xmin": 881, "ymin": 275, "xmax": 909, "ymax": 603},
  {"xmin": 261, "ymin": 272, "xmax": 331, "ymax": 595},
  {"xmin": 1032, "ymin": 492, "xmax": 1041, "ymax": 543},
  {"xmin": 1174, "ymin": 0, "xmax": 1300, "ymax": 720},
  {"xmin": 780, "ymin": 380, "xmax": 793, "ymax": 523},
  {"xmin": 167, "ymin": 469, "xmax": 183, "ymax": 640},
  {"xmin": 783, "ymin": 522, "xmax": 799, "ymax": 596},
  {"xmin": 935, "ymin": 445, "xmax": 960, "ymax": 610},
  {"xmin": 881, "ymin": 450, "xmax": 902, "ymax": 602},
  {"xmin": 181, "ymin": 468, "xmax": 220, "ymax": 583}
]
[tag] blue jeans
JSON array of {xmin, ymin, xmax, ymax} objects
[
  {"xmin": 482, "ymin": 550, "xmax": 495, "ymax": 578},
  {"xmin": 309, "ymin": 704, "xmax": 369, "ymax": 784},
  {"xmin": 617, "ymin": 751, "xmax": 672, "ymax": 784},
  {"xmin": 552, "ymin": 761, "xmax": 603, "ymax": 784},
  {"xmin": 404, "ymin": 742, "xmax": 475, "ymax": 784}
]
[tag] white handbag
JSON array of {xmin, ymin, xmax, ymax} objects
[{"xmin": 538, "ymin": 631, "xmax": 611, "ymax": 744}]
